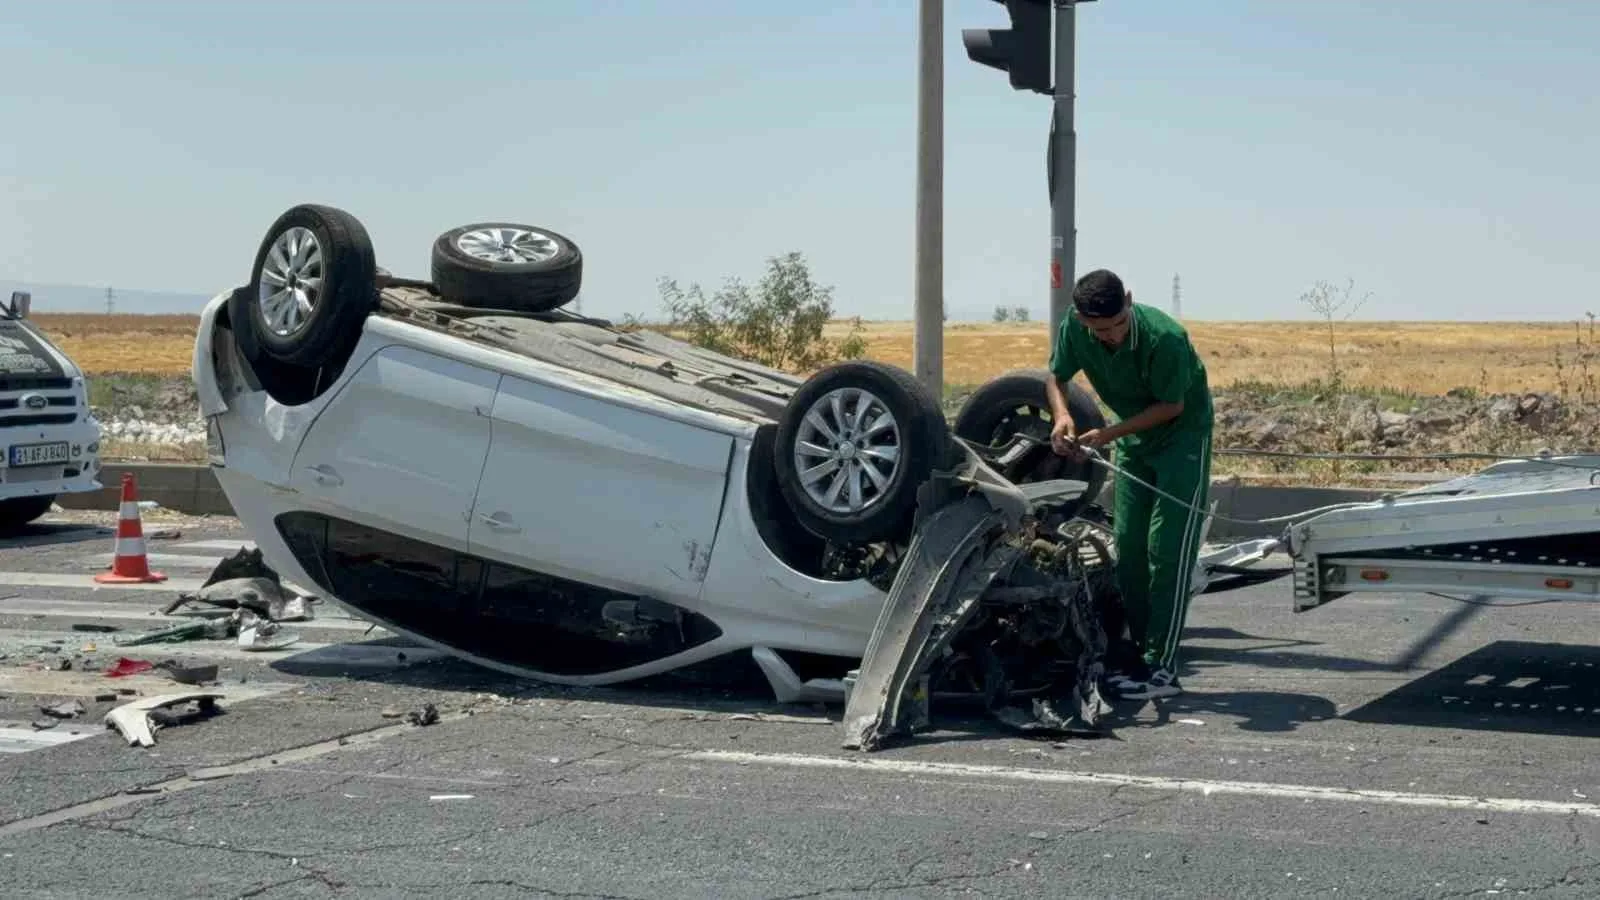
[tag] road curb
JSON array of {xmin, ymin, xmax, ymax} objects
[
  {"xmin": 56, "ymin": 462, "xmax": 235, "ymax": 517},
  {"xmin": 60, "ymin": 463, "xmax": 1399, "ymax": 538}
]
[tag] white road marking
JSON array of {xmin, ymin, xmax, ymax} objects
[
  {"xmin": 0, "ymin": 571, "xmax": 317, "ymax": 596},
  {"xmin": 0, "ymin": 597, "xmax": 374, "ymax": 634},
  {"xmin": 74, "ymin": 552, "xmax": 228, "ymax": 571},
  {"xmin": 0, "ymin": 572, "xmax": 208, "ymax": 592},
  {"xmin": 683, "ymin": 749, "xmax": 1600, "ymax": 819},
  {"xmin": 0, "ymin": 725, "xmax": 102, "ymax": 754},
  {"xmin": 0, "ymin": 636, "xmax": 435, "ymax": 670},
  {"xmin": 0, "ymin": 680, "xmax": 305, "ymax": 753},
  {"xmin": 174, "ymin": 540, "xmax": 258, "ymax": 553}
]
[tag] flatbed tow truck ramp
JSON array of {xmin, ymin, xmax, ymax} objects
[{"xmin": 1283, "ymin": 453, "xmax": 1600, "ymax": 611}]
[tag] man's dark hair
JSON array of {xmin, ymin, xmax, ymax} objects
[{"xmin": 1073, "ymin": 269, "xmax": 1126, "ymax": 318}]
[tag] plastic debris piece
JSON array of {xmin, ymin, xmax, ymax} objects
[
  {"xmin": 41, "ymin": 700, "xmax": 85, "ymax": 719},
  {"xmin": 112, "ymin": 620, "xmax": 220, "ymax": 647},
  {"xmin": 156, "ymin": 661, "xmax": 219, "ymax": 685},
  {"xmin": 104, "ymin": 692, "xmax": 224, "ymax": 747},
  {"xmin": 104, "ymin": 657, "xmax": 155, "ymax": 678}
]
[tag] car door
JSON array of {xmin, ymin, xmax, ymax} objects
[
  {"xmin": 289, "ymin": 344, "xmax": 501, "ymax": 548},
  {"xmin": 469, "ymin": 372, "xmax": 734, "ymax": 606}
]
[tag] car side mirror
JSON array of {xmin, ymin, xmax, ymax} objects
[{"xmin": 7, "ymin": 291, "xmax": 29, "ymax": 318}]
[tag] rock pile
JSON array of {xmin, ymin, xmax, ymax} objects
[
  {"xmin": 90, "ymin": 374, "xmax": 1599, "ymax": 462},
  {"xmin": 1212, "ymin": 388, "xmax": 1594, "ymax": 457}
]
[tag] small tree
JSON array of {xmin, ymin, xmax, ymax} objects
[
  {"xmin": 1299, "ymin": 277, "xmax": 1372, "ymax": 483},
  {"xmin": 993, "ymin": 305, "xmax": 1012, "ymax": 323},
  {"xmin": 657, "ymin": 252, "xmax": 866, "ymax": 373},
  {"xmin": 1299, "ymin": 277, "xmax": 1371, "ymax": 392}
]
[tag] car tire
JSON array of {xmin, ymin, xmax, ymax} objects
[
  {"xmin": 0, "ymin": 495, "xmax": 55, "ymax": 534},
  {"xmin": 241, "ymin": 204, "xmax": 380, "ymax": 369},
  {"xmin": 773, "ymin": 360, "xmax": 952, "ymax": 546},
  {"xmin": 952, "ymin": 368, "xmax": 1109, "ymax": 513},
  {"xmin": 430, "ymin": 222, "xmax": 582, "ymax": 312}
]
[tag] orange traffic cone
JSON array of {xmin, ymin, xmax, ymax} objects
[{"xmin": 95, "ymin": 472, "xmax": 167, "ymax": 584}]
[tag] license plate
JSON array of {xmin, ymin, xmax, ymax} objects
[{"xmin": 8, "ymin": 441, "xmax": 70, "ymax": 467}]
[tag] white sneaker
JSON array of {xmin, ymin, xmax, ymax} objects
[{"xmin": 1116, "ymin": 667, "xmax": 1182, "ymax": 700}]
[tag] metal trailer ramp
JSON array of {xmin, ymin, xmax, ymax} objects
[{"xmin": 1286, "ymin": 454, "xmax": 1600, "ymax": 611}]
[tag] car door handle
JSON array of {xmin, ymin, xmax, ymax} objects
[
  {"xmin": 304, "ymin": 464, "xmax": 342, "ymax": 487},
  {"xmin": 476, "ymin": 511, "xmax": 521, "ymax": 533}
]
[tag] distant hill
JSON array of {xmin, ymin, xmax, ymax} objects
[{"xmin": 0, "ymin": 280, "xmax": 214, "ymax": 315}]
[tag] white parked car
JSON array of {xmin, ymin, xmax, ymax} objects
[
  {"xmin": 193, "ymin": 204, "xmax": 1252, "ymax": 708},
  {"xmin": 1, "ymin": 290, "xmax": 104, "ymax": 532}
]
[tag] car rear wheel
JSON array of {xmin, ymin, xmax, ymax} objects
[
  {"xmin": 232, "ymin": 204, "xmax": 380, "ymax": 371},
  {"xmin": 773, "ymin": 360, "xmax": 953, "ymax": 546},
  {"xmin": 952, "ymin": 369, "xmax": 1109, "ymax": 514},
  {"xmin": 430, "ymin": 222, "xmax": 583, "ymax": 312}
]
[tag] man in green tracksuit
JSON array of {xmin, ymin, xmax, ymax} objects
[{"xmin": 1045, "ymin": 269, "xmax": 1214, "ymax": 700}]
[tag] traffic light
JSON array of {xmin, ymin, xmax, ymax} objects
[{"xmin": 961, "ymin": 0, "xmax": 1054, "ymax": 95}]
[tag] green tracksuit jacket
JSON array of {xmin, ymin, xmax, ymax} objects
[{"xmin": 1049, "ymin": 302, "xmax": 1215, "ymax": 672}]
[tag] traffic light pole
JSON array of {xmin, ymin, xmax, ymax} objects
[
  {"xmin": 913, "ymin": 0, "xmax": 944, "ymax": 399},
  {"xmin": 1049, "ymin": 0, "xmax": 1079, "ymax": 332}
]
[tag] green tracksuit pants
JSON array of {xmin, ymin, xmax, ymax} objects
[{"xmin": 1112, "ymin": 430, "xmax": 1213, "ymax": 673}]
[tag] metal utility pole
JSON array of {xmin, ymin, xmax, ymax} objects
[
  {"xmin": 912, "ymin": 0, "xmax": 945, "ymax": 398},
  {"xmin": 963, "ymin": 0, "xmax": 1093, "ymax": 333},
  {"xmin": 1048, "ymin": 1, "xmax": 1085, "ymax": 332},
  {"xmin": 105, "ymin": 287, "xmax": 114, "ymax": 315}
]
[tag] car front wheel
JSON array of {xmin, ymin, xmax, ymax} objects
[{"xmin": 773, "ymin": 360, "xmax": 953, "ymax": 546}]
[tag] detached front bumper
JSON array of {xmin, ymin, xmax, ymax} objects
[{"xmin": 0, "ymin": 417, "xmax": 104, "ymax": 498}]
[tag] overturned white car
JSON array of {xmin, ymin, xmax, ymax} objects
[{"xmin": 192, "ymin": 204, "xmax": 1260, "ymax": 735}]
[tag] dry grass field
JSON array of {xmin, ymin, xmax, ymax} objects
[
  {"xmin": 831, "ymin": 319, "xmax": 1595, "ymax": 397},
  {"xmin": 28, "ymin": 313, "xmax": 1597, "ymax": 398},
  {"xmin": 29, "ymin": 314, "xmax": 202, "ymax": 376}
]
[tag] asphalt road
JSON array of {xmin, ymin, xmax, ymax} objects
[{"xmin": 1, "ymin": 507, "xmax": 1597, "ymax": 898}]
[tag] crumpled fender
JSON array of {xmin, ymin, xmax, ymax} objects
[{"xmin": 841, "ymin": 495, "xmax": 1006, "ymax": 751}]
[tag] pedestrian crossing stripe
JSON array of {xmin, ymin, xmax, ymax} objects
[{"xmin": 172, "ymin": 539, "xmax": 259, "ymax": 552}]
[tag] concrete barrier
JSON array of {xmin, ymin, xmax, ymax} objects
[
  {"xmin": 1090, "ymin": 476, "xmax": 1391, "ymax": 541},
  {"xmin": 1203, "ymin": 479, "xmax": 1389, "ymax": 541},
  {"xmin": 57, "ymin": 463, "xmax": 1401, "ymax": 539},
  {"xmin": 56, "ymin": 462, "xmax": 234, "ymax": 517}
]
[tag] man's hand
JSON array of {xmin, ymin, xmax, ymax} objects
[
  {"xmin": 1050, "ymin": 416, "xmax": 1077, "ymax": 457},
  {"xmin": 1074, "ymin": 428, "xmax": 1108, "ymax": 460}
]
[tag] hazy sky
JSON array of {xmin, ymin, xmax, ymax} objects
[{"xmin": 3, "ymin": 1, "xmax": 1596, "ymax": 322}]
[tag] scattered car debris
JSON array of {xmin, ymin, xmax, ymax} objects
[
  {"xmin": 238, "ymin": 616, "xmax": 300, "ymax": 651},
  {"xmin": 104, "ymin": 657, "xmax": 155, "ymax": 678},
  {"xmin": 40, "ymin": 699, "xmax": 85, "ymax": 719},
  {"xmin": 163, "ymin": 576, "xmax": 314, "ymax": 623},
  {"xmin": 406, "ymin": 703, "xmax": 439, "ymax": 727},
  {"xmin": 113, "ymin": 620, "xmax": 231, "ymax": 647},
  {"xmin": 104, "ymin": 692, "xmax": 224, "ymax": 747},
  {"xmin": 155, "ymin": 661, "xmax": 219, "ymax": 686},
  {"xmin": 201, "ymin": 545, "xmax": 281, "ymax": 589}
]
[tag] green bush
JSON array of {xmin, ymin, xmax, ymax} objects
[{"xmin": 655, "ymin": 251, "xmax": 867, "ymax": 372}]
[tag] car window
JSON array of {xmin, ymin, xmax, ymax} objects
[{"xmin": 273, "ymin": 512, "xmax": 723, "ymax": 676}]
